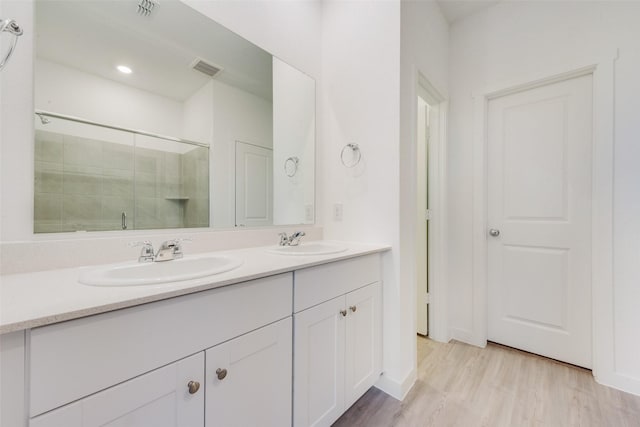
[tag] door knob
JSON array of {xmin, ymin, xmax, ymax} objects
[
  {"xmin": 349, "ymin": 305, "xmax": 357, "ymax": 313},
  {"xmin": 187, "ymin": 380, "xmax": 200, "ymax": 394},
  {"xmin": 216, "ymin": 368, "xmax": 228, "ymax": 380},
  {"xmin": 340, "ymin": 309, "xmax": 347, "ymax": 317},
  {"xmin": 489, "ymin": 228, "xmax": 500, "ymax": 237}
]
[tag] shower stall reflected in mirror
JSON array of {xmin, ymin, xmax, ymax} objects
[{"xmin": 33, "ymin": 113, "xmax": 209, "ymax": 233}]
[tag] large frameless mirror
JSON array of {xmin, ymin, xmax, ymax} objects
[{"xmin": 33, "ymin": 0, "xmax": 315, "ymax": 233}]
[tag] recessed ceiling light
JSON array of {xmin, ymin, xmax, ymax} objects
[{"xmin": 117, "ymin": 65, "xmax": 132, "ymax": 74}]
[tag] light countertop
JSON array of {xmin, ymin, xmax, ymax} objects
[{"xmin": 0, "ymin": 241, "xmax": 390, "ymax": 334}]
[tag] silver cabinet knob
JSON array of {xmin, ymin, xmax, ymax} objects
[
  {"xmin": 216, "ymin": 368, "xmax": 228, "ymax": 380},
  {"xmin": 187, "ymin": 380, "xmax": 200, "ymax": 394},
  {"xmin": 340, "ymin": 309, "xmax": 347, "ymax": 317},
  {"xmin": 489, "ymin": 228, "xmax": 500, "ymax": 237},
  {"xmin": 349, "ymin": 305, "xmax": 357, "ymax": 313}
]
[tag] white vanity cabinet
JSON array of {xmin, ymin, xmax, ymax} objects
[
  {"xmin": 27, "ymin": 273, "xmax": 293, "ymax": 427},
  {"xmin": 205, "ymin": 317, "xmax": 292, "ymax": 427},
  {"xmin": 293, "ymin": 254, "xmax": 382, "ymax": 427},
  {"xmin": 0, "ymin": 248, "xmax": 387, "ymax": 427},
  {"xmin": 30, "ymin": 352, "xmax": 205, "ymax": 427}
]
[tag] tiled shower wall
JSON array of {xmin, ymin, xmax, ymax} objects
[{"xmin": 34, "ymin": 130, "xmax": 209, "ymax": 233}]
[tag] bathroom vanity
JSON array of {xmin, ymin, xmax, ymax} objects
[{"xmin": 0, "ymin": 242, "xmax": 388, "ymax": 427}]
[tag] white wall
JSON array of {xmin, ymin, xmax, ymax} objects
[
  {"xmin": 183, "ymin": 80, "xmax": 214, "ymax": 144},
  {"xmin": 448, "ymin": 0, "xmax": 640, "ymax": 394},
  {"xmin": 36, "ymin": 59, "xmax": 184, "ymax": 138},
  {"xmin": 1, "ymin": 0, "xmax": 35, "ymax": 241},
  {"xmin": 273, "ymin": 57, "xmax": 315, "ymax": 225},
  {"xmin": 320, "ymin": 0, "xmax": 402, "ymax": 397},
  {"xmin": 210, "ymin": 80, "xmax": 272, "ymax": 228},
  {"xmin": 320, "ymin": 0, "xmax": 449, "ymax": 400}
]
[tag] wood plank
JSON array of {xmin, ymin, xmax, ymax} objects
[{"xmin": 333, "ymin": 338, "xmax": 640, "ymax": 427}]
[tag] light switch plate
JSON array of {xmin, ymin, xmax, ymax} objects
[
  {"xmin": 333, "ymin": 203, "xmax": 343, "ymax": 221},
  {"xmin": 305, "ymin": 205, "xmax": 314, "ymax": 222}
]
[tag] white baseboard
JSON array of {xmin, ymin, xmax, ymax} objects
[
  {"xmin": 595, "ymin": 371, "xmax": 640, "ymax": 397},
  {"xmin": 450, "ymin": 327, "xmax": 486, "ymax": 348},
  {"xmin": 374, "ymin": 368, "xmax": 417, "ymax": 401}
]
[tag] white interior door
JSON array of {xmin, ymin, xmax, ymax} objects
[
  {"xmin": 416, "ymin": 97, "xmax": 429, "ymax": 336},
  {"xmin": 487, "ymin": 75, "xmax": 593, "ymax": 368},
  {"xmin": 235, "ymin": 141, "xmax": 273, "ymax": 227}
]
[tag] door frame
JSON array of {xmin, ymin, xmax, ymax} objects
[
  {"xmin": 415, "ymin": 72, "xmax": 449, "ymax": 343},
  {"xmin": 467, "ymin": 56, "xmax": 617, "ymax": 385}
]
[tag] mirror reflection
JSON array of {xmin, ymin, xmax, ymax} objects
[{"xmin": 33, "ymin": 0, "xmax": 315, "ymax": 233}]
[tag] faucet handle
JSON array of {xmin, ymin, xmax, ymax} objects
[
  {"xmin": 278, "ymin": 232, "xmax": 289, "ymax": 246},
  {"xmin": 169, "ymin": 237, "xmax": 192, "ymax": 258},
  {"xmin": 129, "ymin": 241, "xmax": 155, "ymax": 262},
  {"xmin": 289, "ymin": 231, "xmax": 306, "ymax": 246},
  {"xmin": 129, "ymin": 240, "xmax": 152, "ymax": 247}
]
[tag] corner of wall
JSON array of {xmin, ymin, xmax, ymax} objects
[{"xmin": 375, "ymin": 367, "xmax": 417, "ymax": 401}]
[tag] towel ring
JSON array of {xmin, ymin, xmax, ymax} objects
[
  {"xmin": 284, "ymin": 156, "xmax": 299, "ymax": 177},
  {"xmin": 0, "ymin": 19, "xmax": 23, "ymax": 71},
  {"xmin": 340, "ymin": 143, "xmax": 361, "ymax": 168}
]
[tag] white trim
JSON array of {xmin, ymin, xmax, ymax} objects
[
  {"xmin": 375, "ymin": 369, "xmax": 417, "ymax": 401},
  {"xmin": 415, "ymin": 71, "xmax": 449, "ymax": 343},
  {"xmin": 471, "ymin": 55, "xmax": 619, "ymax": 388}
]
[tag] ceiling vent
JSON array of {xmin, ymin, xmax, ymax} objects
[
  {"xmin": 190, "ymin": 58, "xmax": 223, "ymax": 78},
  {"xmin": 137, "ymin": 0, "xmax": 157, "ymax": 17}
]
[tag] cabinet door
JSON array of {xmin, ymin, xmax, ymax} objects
[
  {"xmin": 293, "ymin": 296, "xmax": 346, "ymax": 427},
  {"xmin": 345, "ymin": 282, "xmax": 382, "ymax": 407},
  {"xmin": 30, "ymin": 352, "xmax": 204, "ymax": 427},
  {"xmin": 205, "ymin": 317, "xmax": 292, "ymax": 427}
]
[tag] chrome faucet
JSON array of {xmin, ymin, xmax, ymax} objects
[
  {"xmin": 278, "ymin": 231, "xmax": 306, "ymax": 246},
  {"xmin": 130, "ymin": 238, "xmax": 190, "ymax": 262},
  {"xmin": 155, "ymin": 239, "xmax": 188, "ymax": 262}
]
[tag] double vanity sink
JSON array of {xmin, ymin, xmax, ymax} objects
[
  {"xmin": 78, "ymin": 242, "xmax": 347, "ymax": 287},
  {"xmin": 0, "ymin": 239, "xmax": 388, "ymax": 427}
]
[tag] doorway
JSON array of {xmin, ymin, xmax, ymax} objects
[
  {"xmin": 416, "ymin": 96, "xmax": 431, "ymax": 336},
  {"xmin": 415, "ymin": 76, "xmax": 446, "ymax": 340}
]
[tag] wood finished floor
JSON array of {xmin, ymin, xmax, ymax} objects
[{"xmin": 333, "ymin": 337, "xmax": 640, "ymax": 427}]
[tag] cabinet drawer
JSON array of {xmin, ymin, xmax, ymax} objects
[
  {"xmin": 294, "ymin": 254, "xmax": 380, "ymax": 313},
  {"xmin": 29, "ymin": 273, "xmax": 292, "ymax": 417}
]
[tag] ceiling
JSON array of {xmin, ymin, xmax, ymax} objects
[
  {"xmin": 436, "ymin": 0, "xmax": 501, "ymax": 24},
  {"xmin": 36, "ymin": 0, "xmax": 273, "ymax": 102}
]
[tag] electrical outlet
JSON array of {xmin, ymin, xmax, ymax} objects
[
  {"xmin": 333, "ymin": 203, "xmax": 343, "ymax": 221},
  {"xmin": 305, "ymin": 205, "xmax": 314, "ymax": 222}
]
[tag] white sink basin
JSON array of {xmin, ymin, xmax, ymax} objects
[
  {"xmin": 79, "ymin": 256, "xmax": 243, "ymax": 286},
  {"xmin": 267, "ymin": 243, "xmax": 347, "ymax": 256}
]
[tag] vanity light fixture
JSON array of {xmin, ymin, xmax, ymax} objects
[{"xmin": 117, "ymin": 65, "xmax": 132, "ymax": 74}]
